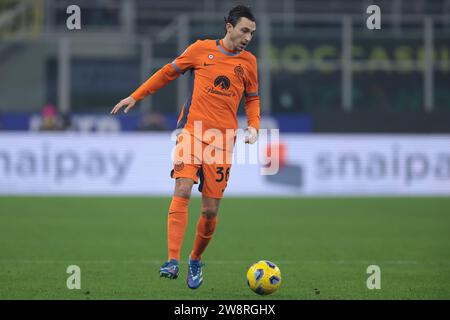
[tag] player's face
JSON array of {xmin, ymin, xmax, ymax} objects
[{"xmin": 227, "ymin": 17, "xmax": 256, "ymax": 52}]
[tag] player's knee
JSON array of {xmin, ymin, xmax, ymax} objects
[
  {"xmin": 175, "ymin": 186, "xmax": 191, "ymax": 199},
  {"xmin": 174, "ymin": 180, "xmax": 193, "ymax": 199},
  {"xmin": 201, "ymin": 206, "xmax": 218, "ymax": 218}
]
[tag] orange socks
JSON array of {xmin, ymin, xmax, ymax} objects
[
  {"xmin": 167, "ymin": 196, "xmax": 218, "ymax": 261},
  {"xmin": 167, "ymin": 196, "xmax": 189, "ymax": 261},
  {"xmin": 190, "ymin": 214, "xmax": 218, "ymax": 260}
]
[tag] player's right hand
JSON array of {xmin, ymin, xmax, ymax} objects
[{"xmin": 110, "ymin": 96, "xmax": 136, "ymax": 115}]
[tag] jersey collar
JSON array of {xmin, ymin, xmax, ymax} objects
[{"xmin": 216, "ymin": 39, "xmax": 241, "ymax": 56}]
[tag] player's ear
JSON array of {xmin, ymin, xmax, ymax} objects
[{"xmin": 225, "ymin": 22, "xmax": 234, "ymax": 33}]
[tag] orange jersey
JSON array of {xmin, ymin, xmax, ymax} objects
[{"xmin": 131, "ymin": 39, "xmax": 260, "ymax": 145}]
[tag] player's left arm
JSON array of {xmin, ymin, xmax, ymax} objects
[{"xmin": 244, "ymin": 56, "xmax": 260, "ymax": 144}]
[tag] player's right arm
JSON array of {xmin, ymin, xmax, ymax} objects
[{"xmin": 110, "ymin": 41, "xmax": 201, "ymax": 115}]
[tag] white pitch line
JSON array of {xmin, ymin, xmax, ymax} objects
[{"xmin": 0, "ymin": 259, "xmax": 446, "ymax": 265}]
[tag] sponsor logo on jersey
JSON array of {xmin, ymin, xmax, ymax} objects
[
  {"xmin": 214, "ymin": 75, "xmax": 231, "ymax": 90},
  {"xmin": 203, "ymin": 75, "xmax": 236, "ymax": 97}
]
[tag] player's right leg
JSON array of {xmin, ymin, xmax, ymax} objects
[
  {"xmin": 160, "ymin": 130, "xmax": 202, "ymax": 279},
  {"xmin": 160, "ymin": 178, "xmax": 194, "ymax": 279}
]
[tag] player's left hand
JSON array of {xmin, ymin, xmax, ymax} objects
[{"xmin": 244, "ymin": 126, "xmax": 258, "ymax": 144}]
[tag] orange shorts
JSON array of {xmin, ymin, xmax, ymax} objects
[{"xmin": 171, "ymin": 132, "xmax": 234, "ymax": 199}]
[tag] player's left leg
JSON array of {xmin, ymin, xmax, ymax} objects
[
  {"xmin": 187, "ymin": 195, "xmax": 220, "ymax": 289},
  {"xmin": 186, "ymin": 158, "xmax": 231, "ymax": 289},
  {"xmin": 191, "ymin": 195, "xmax": 220, "ymax": 260}
]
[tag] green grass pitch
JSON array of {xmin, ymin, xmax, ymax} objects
[{"xmin": 0, "ymin": 196, "xmax": 449, "ymax": 300}]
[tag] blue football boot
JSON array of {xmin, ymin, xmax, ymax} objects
[
  {"xmin": 187, "ymin": 257, "xmax": 203, "ymax": 289},
  {"xmin": 159, "ymin": 259, "xmax": 179, "ymax": 279}
]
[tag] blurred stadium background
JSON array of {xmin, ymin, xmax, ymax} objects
[{"xmin": 0, "ymin": 0, "xmax": 449, "ymax": 299}]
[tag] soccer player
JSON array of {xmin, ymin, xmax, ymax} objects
[{"xmin": 111, "ymin": 5, "xmax": 260, "ymax": 289}]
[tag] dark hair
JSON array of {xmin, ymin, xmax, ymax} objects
[{"xmin": 224, "ymin": 5, "xmax": 255, "ymax": 28}]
